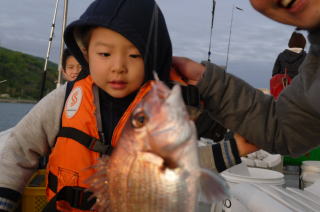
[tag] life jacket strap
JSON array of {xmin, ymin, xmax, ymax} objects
[
  {"xmin": 43, "ymin": 185, "xmax": 95, "ymax": 211},
  {"xmin": 57, "ymin": 127, "xmax": 112, "ymax": 155},
  {"xmin": 48, "ymin": 171, "xmax": 58, "ymax": 193}
]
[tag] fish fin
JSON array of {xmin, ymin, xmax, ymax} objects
[
  {"xmin": 85, "ymin": 156, "xmax": 112, "ymax": 211},
  {"xmin": 153, "ymin": 71, "xmax": 160, "ymax": 82},
  {"xmin": 199, "ymin": 168, "xmax": 230, "ymax": 203}
]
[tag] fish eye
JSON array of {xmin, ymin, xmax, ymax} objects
[{"xmin": 131, "ymin": 111, "xmax": 148, "ymax": 128}]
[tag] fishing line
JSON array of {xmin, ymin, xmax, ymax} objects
[
  {"xmin": 144, "ymin": 3, "xmax": 159, "ymax": 80},
  {"xmin": 153, "ymin": 5, "xmax": 159, "ymax": 72}
]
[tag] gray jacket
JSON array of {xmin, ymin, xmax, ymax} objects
[{"xmin": 198, "ymin": 29, "xmax": 320, "ymax": 157}]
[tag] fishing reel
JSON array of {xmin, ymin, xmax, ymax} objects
[{"xmin": 195, "ymin": 110, "xmax": 227, "ymax": 142}]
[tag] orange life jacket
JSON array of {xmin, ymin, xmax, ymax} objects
[
  {"xmin": 44, "ymin": 68, "xmax": 200, "ymax": 211},
  {"xmin": 45, "ymin": 75, "xmax": 152, "ymax": 211}
]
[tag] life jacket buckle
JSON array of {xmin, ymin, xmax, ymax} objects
[
  {"xmin": 70, "ymin": 186, "xmax": 85, "ymax": 208},
  {"xmin": 63, "ymin": 186, "xmax": 95, "ymax": 210},
  {"xmin": 89, "ymin": 138, "xmax": 111, "ymax": 154}
]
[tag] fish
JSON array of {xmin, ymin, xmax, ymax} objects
[{"xmin": 88, "ymin": 79, "xmax": 229, "ymax": 212}]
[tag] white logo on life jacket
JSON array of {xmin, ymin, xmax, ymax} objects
[{"xmin": 65, "ymin": 87, "xmax": 83, "ymax": 118}]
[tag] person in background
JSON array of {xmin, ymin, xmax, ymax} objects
[
  {"xmin": 172, "ymin": 0, "xmax": 320, "ymax": 158},
  {"xmin": 61, "ymin": 48, "xmax": 82, "ymax": 81},
  {"xmin": 270, "ymin": 31, "xmax": 307, "ymax": 99},
  {"xmin": 272, "ymin": 31, "xmax": 307, "ymax": 79}
]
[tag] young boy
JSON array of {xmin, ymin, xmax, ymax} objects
[
  {"xmin": 0, "ymin": 0, "xmax": 242, "ymax": 211},
  {"xmin": 61, "ymin": 48, "xmax": 82, "ymax": 82},
  {"xmin": 173, "ymin": 0, "xmax": 320, "ymax": 157}
]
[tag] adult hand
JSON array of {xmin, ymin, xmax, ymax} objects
[
  {"xmin": 172, "ymin": 56, "xmax": 205, "ymax": 85},
  {"xmin": 234, "ymin": 133, "xmax": 259, "ymax": 156}
]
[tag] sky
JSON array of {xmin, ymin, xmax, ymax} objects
[{"xmin": 0, "ymin": 0, "xmax": 305, "ymax": 88}]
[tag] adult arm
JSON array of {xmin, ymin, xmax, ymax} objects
[
  {"xmin": 197, "ymin": 29, "xmax": 320, "ymax": 157},
  {"xmin": 199, "ymin": 138, "xmax": 241, "ymax": 173},
  {"xmin": 199, "ymin": 132, "xmax": 258, "ymax": 173},
  {"xmin": 0, "ymin": 84, "xmax": 66, "ymax": 211}
]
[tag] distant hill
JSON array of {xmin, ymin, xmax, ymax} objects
[{"xmin": 0, "ymin": 46, "xmax": 58, "ymax": 100}]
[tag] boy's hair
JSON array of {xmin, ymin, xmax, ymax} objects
[
  {"xmin": 61, "ymin": 48, "xmax": 72, "ymax": 70},
  {"xmin": 288, "ymin": 32, "xmax": 306, "ymax": 49}
]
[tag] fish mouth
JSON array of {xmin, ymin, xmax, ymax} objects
[
  {"xmin": 145, "ymin": 150, "xmax": 179, "ymax": 170},
  {"xmin": 162, "ymin": 156, "xmax": 179, "ymax": 169}
]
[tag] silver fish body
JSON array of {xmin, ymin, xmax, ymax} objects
[{"xmin": 89, "ymin": 81, "xmax": 228, "ymax": 212}]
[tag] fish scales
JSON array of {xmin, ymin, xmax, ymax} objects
[
  {"xmin": 105, "ymin": 143, "xmax": 195, "ymax": 211},
  {"xmin": 126, "ymin": 153, "xmax": 190, "ymax": 212}
]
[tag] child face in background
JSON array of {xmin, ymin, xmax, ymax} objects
[
  {"xmin": 63, "ymin": 56, "xmax": 82, "ymax": 81},
  {"xmin": 249, "ymin": 0, "xmax": 320, "ymax": 29},
  {"xmin": 86, "ymin": 27, "xmax": 145, "ymax": 98}
]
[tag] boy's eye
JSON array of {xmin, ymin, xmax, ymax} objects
[
  {"xmin": 99, "ymin": 53, "xmax": 110, "ymax": 57},
  {"xmin": 130, "ymin": 54, "xmax": 142, "ymax": 58}
]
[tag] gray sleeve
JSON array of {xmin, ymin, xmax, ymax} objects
[
  {"xmin": 199, "ymin": 139, "xmax": 241, "ymax": 173},
  {"xmin": 197, "ymin": 29, "xmax": 320, "ymax": 157},
  {"xmin": 0, "ymin": 84, "xmax": 66, "ymax": 193}
]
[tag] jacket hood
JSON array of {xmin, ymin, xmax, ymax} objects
[
  {"xmin": 279, "ymin": 49, "xmax": 306, "ymax": 64},
  {"xmin": 64, "ymin": 0, "xmax": 172, "ymax": 83}
]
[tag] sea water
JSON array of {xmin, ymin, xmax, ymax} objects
[{"xmin": 0, "ymin": 102, "xmax": 34, "ymax": 131}]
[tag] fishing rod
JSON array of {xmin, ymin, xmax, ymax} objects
[
  {"xmin": 39, "ymin": 0, "xmax": 60, "ymax": 99},
  {"xmin": 225, "ymin": 5, "xmax": 243, "ymax": 72},
  {"xmin": 56, "ymin": 0, "xmax": 69, "ymax": 88},
  {"xmin": 38, "ymin": 0, "xmax": 69, "ymax": 170},
  {"xmin": 207, "ymin": 0, "xmax": 216, "ymax": 62}
]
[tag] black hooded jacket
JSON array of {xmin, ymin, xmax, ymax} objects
[
  {"xmin": 272, "ymin": 49, "xmax": 306, "ymax": 79},
  {"xmin": 64, "ymin": 0, "xmax": 172, "ymax": 83},
  {"xmin": 63, "ymin": 0, "xmax": 172, "ymax": 146}
]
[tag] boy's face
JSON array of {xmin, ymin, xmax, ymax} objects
[
  {"xmin": 86, "ymin": 27, "xmax": 145, "ymax": 98},
  {"xmin": 63, "ymin": 56, "xmax": 82, "ymax": 81},
  {"xmin": 250, "ymin": 0, "xmax": 320, "ymax": 29}
]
